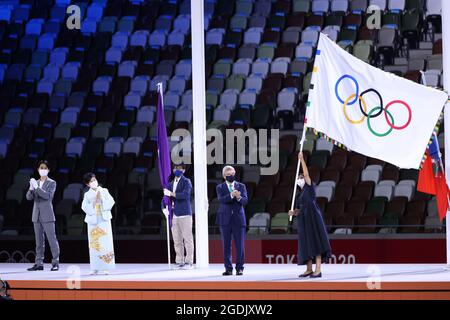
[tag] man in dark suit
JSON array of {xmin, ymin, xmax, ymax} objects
[
  {"xmin": 163, "ymin": 164, "xmax": 194, "ymax": 269},
  {"xmin": 216, "ymin": 165, "xmax": 248, "ymax": 276}
]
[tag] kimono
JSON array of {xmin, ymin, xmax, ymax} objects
[{"xmin": 81, "ymin": 186, "xmax": 116, "ymax": 271}]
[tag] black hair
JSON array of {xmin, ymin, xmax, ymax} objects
[
  {"xmin": 173, "ymin": 163, "xmax": 186, "ymax": 169},
  {"xmin": 82, "ymin": 172, "xmax": 96, "ymax": 185},
  {"xmin": 37, "ymin": 160, "xmax": 50, "ymax": 170}
]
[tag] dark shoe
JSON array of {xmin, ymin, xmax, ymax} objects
[
  {"xmin": 27, "ymin": 265, "xmax": 43, "ymax": 271},
  {"xmin": 222, "ymin": 270, "xmax": 233, "ymax": 276},
  {"xmin": 299, "ymin": 271, "xmax": 314, "ymax": 278},
  {"xmin": 309, "ymin": 272, "xmax": 322, "ymax": 278},
  {"xmin": 236, "ymin": 270, "xmax": 243, "ymax": 276},
  {"xmin": 51, "ymin": 264, "xmax": 59, "ymax": 271}
]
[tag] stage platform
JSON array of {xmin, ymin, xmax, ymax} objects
[{"xmin": 2, "ymin": 263, "xmax": 450, "ymax": 300}]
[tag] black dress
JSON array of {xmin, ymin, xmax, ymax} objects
[{"xmin": 295, "ymin": 183, "xmax": 332, "ymax": 265}]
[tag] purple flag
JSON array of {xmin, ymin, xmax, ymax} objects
[{"xmin": 156, "ymin": 83, "xmax": 173, "ymax": 227}]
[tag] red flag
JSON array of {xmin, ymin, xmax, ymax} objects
[
  {"xmin": 417, "ymin": 151, "xmax": 436, "ymax": 194},
  {"xmin": 418, "ymin": 150, "xmax": 449, "ymax": 220}
]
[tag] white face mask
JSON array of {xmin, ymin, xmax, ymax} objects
[
  {"xmin": 38, "ymin": 169, "xmax": 49, "ymax": 177},
  {"xmin": 297, "ymin": 178, "xmax": 305, "ymax": 189},
  {"xmin": 89, "ymin": 181, "xmax": 98, "ymax": 189}
]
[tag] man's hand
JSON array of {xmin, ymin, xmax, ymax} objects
[
  {"xmin": 288, "ymin": 210, "xmax": 298, "ymax": 216},
  {"xmin": 231, "ymin": 190, "xmax": 239, "ymax": 198},
  {"xmin": 298, "ymin": 152, "xmax": 304, "ymax": 162},
  {"xmin": 163, "ymin": 188, "xmax": 173, "ymax": 197},
  {"xmin": 162, "ymin": 207, "xmax": 169, "ymax": 217}
]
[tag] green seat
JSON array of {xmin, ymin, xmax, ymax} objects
[
  {"xmin": 302, "ymin": 72, "xmax": 312, "ymax": 97},
  {"xmin": 365, "ymin": 197, "xmax": 386, "ymax": 218},
  {"xmin": 213, "ymin": 60, "xmax": 232, "ymax": 77},
  {"xmin": 226, "ymin": 74, "xmax": 244, "ymax": 91},
  {"xmin": 236, "ymin": 1, "xmax": 253, "ymax": 16},
  {"xmin": 206, "ymin": 91, "xmax": 219, "ymax": 108},
  {"xmin": 54, "ymin": 123, "xmax": 73, "ymax": 140},
  {"xmin": 353, "ymin": 42, "xmax": 372, "ymax": 63},
  {"xmin": 91, "ymin": 122, "xmax": 111, "ymax": 140},
  {"xmin": 207, "ymin": 121, "xmax": 227, "ymax": 130},
  {"xmin": 401, "ymin": 12, "xmax": 420, "ymax": 33},
  {"xmin": 270, "ymin": 212, "xmax": 289, "ymax": 234},
  {"xmin": 302, "ymin": 139, "xmax": 315, "ymax": 154},
  {"xmin": 230, "ymin": 15, "xmax": 248, "ymax": 30},
  {"xmin": 338, "ymin": 42, "xmax": 353, "ymax": 53},
  {"xmin": 257, "ymin": 45, "xmax": 275, "ymax": 59},
  {"xmin": 293, "ymin": 0, "xmax": 310, "ymax": 13}
]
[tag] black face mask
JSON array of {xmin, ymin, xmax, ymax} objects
[{"xmin": 225, "ymin": 175, "xmax": 235, "ymax": 183}]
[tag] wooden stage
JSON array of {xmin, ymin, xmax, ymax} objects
[{"xmin": 2, "ymin": 263, "xmax": 450, "ymax": 300}]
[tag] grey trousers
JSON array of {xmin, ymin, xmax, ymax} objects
[
  {"xmin": 33, "ymin": 221, "xmax": 60, "ymax": 266},
  {"xmin": 171, "ymin": 216, "xmax": 194, "ymax": 264}
]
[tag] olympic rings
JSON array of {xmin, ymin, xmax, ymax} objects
[
  {"xmin": 343, "ymin": 94, "xmax": 366, "ymax": 124},
  {"xmin": 367, "ymin": 107, "xmax": 394, "ymax": 137},
  {"xmin": 335, "ymin": 75, "xmax": 359, "ymax": 105},
  {"xmin": 334, "ymin": 74, "xmax": 412, "ymax": 137},
  {"xmin": 384, "ymin": 100, "xmax": 412, "ymax": 130}
]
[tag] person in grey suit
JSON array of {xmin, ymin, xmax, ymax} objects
[{"xmin": 26, "ymin": 160, "xmax": 60, "ymax": 271}]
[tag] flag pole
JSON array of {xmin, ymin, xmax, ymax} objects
[
  {"xmin": 289, "ymin": 122, "xmax": 307, "ymax": 222},
  {"xmin": 157, "ymin": 82, "xmax": 172, "ymax": 270},
  {"xmin": 442, "ymin": 0, "xmax": 450, "ymax": 268}
]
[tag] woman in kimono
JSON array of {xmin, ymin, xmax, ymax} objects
[
  {"xmin": 289, "ymin": 152, "xmax": 331, "ymax": 278},
  {"xmin": 81, "ymin": 172, "xmax": 116, "ymax": 275}
]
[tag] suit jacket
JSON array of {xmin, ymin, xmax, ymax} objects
[
  {"xmin": 215, "ymin": 181, "xmax": 248, "ymax": 227},
  {"xmin": 81, "ymin": 186, "xmax": 115, "ymax": 225},
  {"xmin": 164, "ymin": 175, "xmax": 193, "ymax": 216},
  {"xmin": 25, "ymin": 178, "xmax": 57, "ymax": 223}
]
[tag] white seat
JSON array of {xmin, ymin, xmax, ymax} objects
[
  {"xmin": 393, "ymin": 184, "xmax": 414, "ymax": 201},
  {"xmin": 315, "ymin": 185, "xmax": 334, "ymax": 202},
  {"xmin": 374, "ymin": 185, "xmax": 394, "ymax": 201},
  {"xmin": 361, "ymin": 169, "xmax": 381, "ymax": 184},
  {"xmin": 315, "ymin": 137, "xmax": 334, "ymax": 154}
]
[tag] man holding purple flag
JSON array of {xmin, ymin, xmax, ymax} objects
[{"xmin": 156, "ymin": 83, "xmax": 194, "ymax": 269}]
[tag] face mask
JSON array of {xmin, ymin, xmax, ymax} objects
[
  {"xmin": 297, "ymin": 178, "xmax": 305, "ymax": 188},
  {"xmin": 89, "ymin": 181, "xmax": 98, "ymax": 189},
  {"xmin": 173, "ymin": 170, "xmax": 184, "ymax": 177},
  {"xmin": 225, "ymin": 175, "xmax": 235, "ymax": 183},
  {"xmin": 38, "ymin": 169, "xmax": 49, "ymax": 177}
]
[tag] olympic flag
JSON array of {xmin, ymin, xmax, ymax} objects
[{"xmin": 306, "ymin": 33, "xmax": 448, "ymax": 169}]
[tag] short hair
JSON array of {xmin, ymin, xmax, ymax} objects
[
  {"xmin": 82, "ymin": 172, "xmax": 96, "ymax": 185},
  {"xmin": 222, "ymin": 165, "xmax": 235, "ymax": 177},
  {"xmin": 37, "ymin": 160, "xmax": 50, "ymax": 170},
  {"xmin": 173, "ymin": 163, "xmax": 186, "ymax": 169}
]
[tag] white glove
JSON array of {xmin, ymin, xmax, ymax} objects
[
  {"xmin": 30, "ymin": 178, "xmax": 38, "ymax": 190},
  {"xmin": 162, "ymin": 207, "xmax": 169, "ymax": 217},
  {"xmin": 163, "ymin": 188, "xmax": 173, "ymax": 197},
  {"xmin": 29, "ymin": 180, "xmax": 35, "ymax": 190}
]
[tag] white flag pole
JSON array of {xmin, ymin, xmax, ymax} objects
[{"xmin": 441, "ymin": 0, "xmax": 450, "ymax": 267}]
